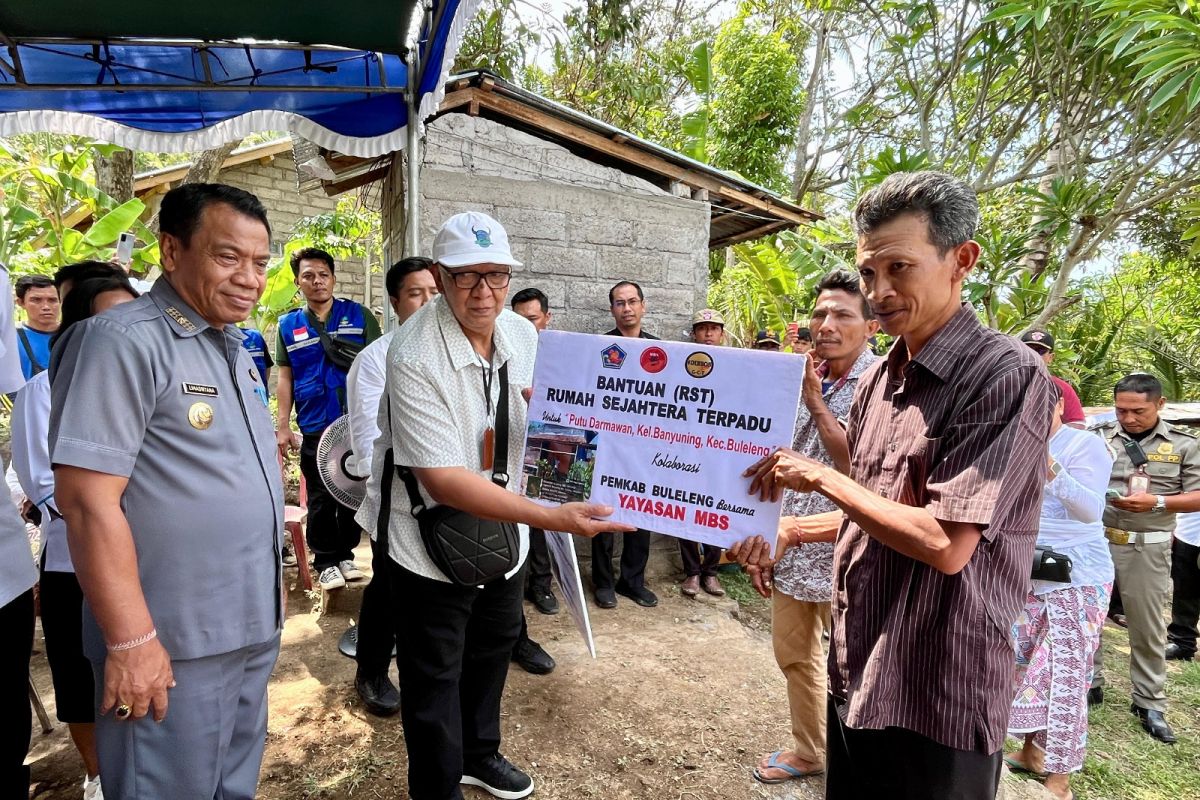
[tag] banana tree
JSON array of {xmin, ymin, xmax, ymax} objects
[{"xmin": 0, "ymin": 136, "xmax": 159, "ymax": 275}]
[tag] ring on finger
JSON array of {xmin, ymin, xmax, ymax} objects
[{"xmin": 115, "ymin": 704, "xmax": 132, "ymax": 720}]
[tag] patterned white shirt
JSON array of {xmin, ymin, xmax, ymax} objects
[
  {"xmin": 365, "ymin": 296, "xmax": 538, "ymax": 582},
  {"xmin": 773, "ymin": 348, "xmax": 878, "ymax": 602}
]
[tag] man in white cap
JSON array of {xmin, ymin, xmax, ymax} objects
[
  {"xmin": 679, "ymin": 309, "xmax": 727, "ymax": 597},
  {"xmin": 372, "ymin": 211, "xmax": 632, "ymax": 800}
]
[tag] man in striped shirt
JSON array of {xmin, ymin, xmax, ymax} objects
[{"xmin": 739, "ymin": 171, "xmax": 1055, "ymax": 798}]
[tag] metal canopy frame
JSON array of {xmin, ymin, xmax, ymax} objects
[{"xmin": 0, "ymin": 37, "xmax": 406, "ymax": 94}]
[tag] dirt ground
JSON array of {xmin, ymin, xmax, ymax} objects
[{"xmin": 27, "ymin": 544, "xmax": 1039, "ymax": 800}]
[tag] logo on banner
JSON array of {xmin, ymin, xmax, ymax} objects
[
  {"xmin": 640, "ymin": 346, "xmax": 668, "ymax": 374},
  {"xmin": 601, "ymin": 344, "xmax": 628, "ymax": 369},
  {"xmin": 685, "ymin": 351, "xmax": 714, "ymax": 378}
]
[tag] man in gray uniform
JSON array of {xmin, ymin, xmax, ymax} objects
[
  {"xmin": 50, "ymin": 184, "xmax": 284, "ymax": 799},
  {"xmin": 0, "ymin": 263, "xmax": 39, "ymax": 797},
  {"xmin": 1096, "ymin": 372, "xmax": 1200, "ymax": 744}
]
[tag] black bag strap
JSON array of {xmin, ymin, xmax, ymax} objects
[
  {"xmin": 491, "ymin": 362, "xmax": 511, "ymax": 488},
  {"xmin": 377, "ymin": 443, "xmax": 395, "ymax": 559},
  {"xmin": 396, "ymin": 360, "xmax": 511, "ymax": 519},
  {"xmin": 303, "ymin": 309, "xmax": 353, "ymax": 410},
  {"xmin": 17, "ymin": 328, "xmax": 44, "ymax": 375}
]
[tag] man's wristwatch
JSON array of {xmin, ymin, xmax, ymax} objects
[{"xmin": 1153, "ymin": 495, "xmax": 1167, "ymax": 511}]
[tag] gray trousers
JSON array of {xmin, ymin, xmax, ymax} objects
[
  {"xmin": 92, "ymin": 636, "xmax": 280, "ymax": 799},
  {"xmin": 1108, "ymin": 541, "xmax": 1172, "ymax": 710}
]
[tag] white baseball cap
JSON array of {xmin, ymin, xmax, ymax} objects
[{"xmin": 432, "ymin": 212, "xmax": 522, "ymax": 269}]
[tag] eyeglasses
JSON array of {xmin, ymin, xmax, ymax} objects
[
  {"xmin": 612, "ymin": 298, "xmax": 642, "ymax": 309},
  {"xmin": 442, "ymin": 268, "xmax": 512, "ymax": 290}
]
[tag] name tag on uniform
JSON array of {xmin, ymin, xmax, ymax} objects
[
  {"xmin": 182, "ymin": 382, "xmax": 219, "ymax": 397},
  {"xmin": 293, "ymin": 327, "xmax": 310, "ymax": 342},
  {"xmin": 1148, "ymin": 453, "xmax": 1182, "ymax": 463}
]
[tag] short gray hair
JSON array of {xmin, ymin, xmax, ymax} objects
[{"xmin": 852, "ymin": 171, "xmax": 979, "ymax": 254}]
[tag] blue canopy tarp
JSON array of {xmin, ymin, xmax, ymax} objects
[{"xmin": 0, "ymin": 0, "xmax": 480, "ymax": 157}]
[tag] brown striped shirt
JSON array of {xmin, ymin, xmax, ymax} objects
[{"xmin": 829, "ymin": 304, "xmax": 1055, "ymax": 753}]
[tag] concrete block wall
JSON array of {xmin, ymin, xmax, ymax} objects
[
  {"xmin": 384, "ymin": 114, "xmax": 712, "ymax": 341},
  {"xmin": 216, "ymin": 153, "xmax": 381, "ymax": 317}
]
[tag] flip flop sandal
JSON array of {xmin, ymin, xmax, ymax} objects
[
  {"xmin": 1004, "ymin": 756, "xmax": 1048, "ymax": 778},
  {"xmin": 752, "ymin": 751, "xmax": 822, "ymax": 784}
]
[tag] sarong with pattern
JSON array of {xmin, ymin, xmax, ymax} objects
[{"xmin": 1008, "ymin": 583, "xmax": 1111, "ymax": 774}]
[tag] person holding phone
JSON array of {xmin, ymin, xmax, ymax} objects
[{"xmin": 1091, "ymin": 373, "xmax": 1200, "ymax": 744}]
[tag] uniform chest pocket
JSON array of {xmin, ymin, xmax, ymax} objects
[{"xmin": 1146, "ymin": 460, "xmax": 1181, "ymax": 480}]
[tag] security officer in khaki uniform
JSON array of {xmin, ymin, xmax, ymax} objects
[{"xmin": 1096, "ymin": 373, "xmax": 1200, "ymax": 744}]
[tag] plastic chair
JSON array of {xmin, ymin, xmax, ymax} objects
[{"xmin": 280, "ymin": 453, "xmax": 313, "ymax": 591}]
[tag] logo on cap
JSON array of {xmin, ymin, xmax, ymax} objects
[
  {"xmin": 640, "ymin": 347, "xmax": 668, "ymax": 374},
  {"xmin": 473, "ymin": 226, "xmax": 493, "ymax": 248},
  {"xmin": 685, "ymin": 351, "xmax": 714, "ymax": 378},
  {"xmin": 1030, "ymin": 332, "xmax": 1045, "ymax": 341},
  {"xmin": 602, "ymin": 344, "xmax": 627, "ymax": 369}
]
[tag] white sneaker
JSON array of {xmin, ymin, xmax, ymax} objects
[
  {"xmin": 281, "ymin": 545, "xmax": 297, "ymax": 567},
  {"xmin": 338, "ymin": 560, "xmax": 365, "ymax": 581},
  {"xmin": 318, "ymin": 565, "xmax": 346, "ymax": 590},
  {"xmin": 83, "ymin": 774, "xmax": 103, "ymax": 800}
]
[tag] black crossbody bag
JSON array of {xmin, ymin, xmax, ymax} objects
[
  {"xmin": 380, "ymin": 363, "xmax": 520, "ymax": 587},
  {"xmin": 1031, "ymin": 546, "xmax": 1072, "ymax": 583},
  {"xmin": 305, "ymin": 309, "xmax": 365, "ymax": 372}
]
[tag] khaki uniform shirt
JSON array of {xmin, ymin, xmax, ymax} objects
[{"xmin": 1098, "ymin": 419, "xmax": 1200, "ymax": 533}]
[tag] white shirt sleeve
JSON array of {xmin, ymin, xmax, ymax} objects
[
  {"xmin": 346, "ymin": 334, "xmax": 391, "ymax": 478},
  {"xmin": 11, "ymin": 373, "xmax": 53, "ymax": 509},
  {"xmin": 0, "ymin": 268, "xmax": 25, "ymax": 394},
  {"xmin": 1047, "ymin": 429, "xmax": 1111, "ymax": 525}
]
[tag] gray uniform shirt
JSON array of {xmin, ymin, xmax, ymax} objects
[
  {"xmin": 0, "ymin": 265, "xmax": 37, "ymax": 608},
  {"xmin": 49, "ymin": 279, "xmax": 284, "ymax": 661}
]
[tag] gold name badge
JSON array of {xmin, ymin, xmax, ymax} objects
[{"xmin": 188, "ymin": 402, "xmax": 214, "ymax": 430}]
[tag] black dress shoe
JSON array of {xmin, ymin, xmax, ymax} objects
[
  {"xmin": 594, "ymin": 587, "xmax": 617, "ymax": 609},
  {"xmin": 1130, "ymin": 705, "xmax": 1177, "ymax": 744},
  {"xmin": 1087, "ymin": 686, "xmax": 1103, "ymax": 707},
  {"xmin": 512, "ymin": 636, "xmax": 556, "ymax": 675},
  {"xmin": 615, "ymin": 581, "xmax": 658, "ymax": 607},
  {"xmin": 1165, "ymin": 642, "xmax": 1195, "ymax": 661},
  {"xmin": 526, "ymin": 587, "xmax": 560, "ymax": 615},
  {"xmin": 461, "ymin": 753, "xmax": 534, "ymax": 799},
  {"xmin": 355, "ymin": 668, "xmax": 401, "ymax": 717}
]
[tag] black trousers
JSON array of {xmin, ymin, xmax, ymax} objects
[
  {"xmin": 825, "ymin": 696, "xmax": 1002, "ymax": 800},
  {"xmin": 389, "ymin": 560, "xmax": 524, "ymax": 800},
  {"xmin": 1169, "ymin": 539, "xmax": 1200, "ymax": 656},
  {"xmin": 1, "ymin": 588, "xmax": 34, "ymax": 798},
  {"xmin": 525, "ymin": 528, "xmax": 552, "ymax": 594},
  {"xmin": 300, "ymin": 431, "xmax": 361, "ymax": 570},
  {"xmin": 591, "ymin": 529, "xmax": 650, "ymax": 591},
  {"xmin": 679, "ymin": 539, "xmax": 721, "ymax": 578},
  {"xmin": 355, "ymin": 533, "xmax": 397, "ymax": 676}
]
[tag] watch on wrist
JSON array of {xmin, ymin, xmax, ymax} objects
[
  {"xmin": 1153, "ymin": 495, "xmax": 1166, "ymax": 511},
  {"xmin": 1049, "ymin": 460, "xmax": 1062, "ymax": 478}
]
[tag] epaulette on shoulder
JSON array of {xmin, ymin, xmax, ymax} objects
[{"xmin": 1169, "ymin": 423, "xmax": 1200, "ymax": 438}]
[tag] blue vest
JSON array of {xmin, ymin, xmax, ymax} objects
[
  {"xmin": 278, "ymin": 298, "xmax": 367, "ymax": 433},
  {"xmin": 239, "ymin": 327, "xmax": 271, "ymax": 389}
]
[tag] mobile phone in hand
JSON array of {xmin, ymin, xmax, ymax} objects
[{"xmin": 1105, "ymin": 489, "xmax": 1122, "ymax": 501}]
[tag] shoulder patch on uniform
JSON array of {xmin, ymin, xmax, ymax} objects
[
  {"xmin": 163, "ymin": 306, "xmax": 197, "ymax": 333},
  {"xmin": 1170, "ymin": 424, "xmax": 1200, "ymax": 438}
]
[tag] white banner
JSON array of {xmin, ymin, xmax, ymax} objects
[{"xmin": 520, "ymin": 331, "xmax": 804, "ymax": 554}]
